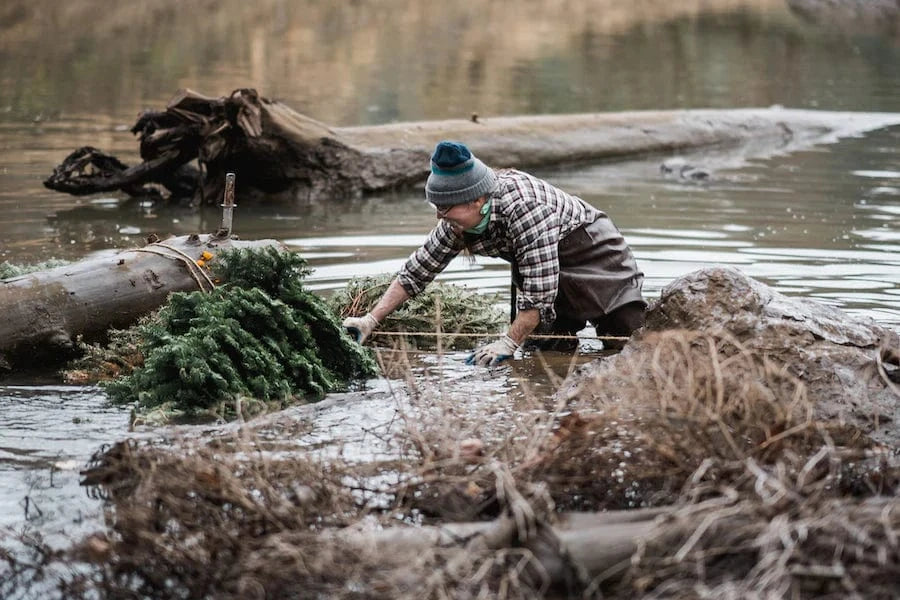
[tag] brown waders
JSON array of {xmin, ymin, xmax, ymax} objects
[{"xmin": 514, "ymin": 213, "xmax": 646, "ymax": 351}]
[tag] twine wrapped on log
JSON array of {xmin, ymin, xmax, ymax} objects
[{"xmin": 0, "ymin": 234, "xmax": 282, "ymax": 369}]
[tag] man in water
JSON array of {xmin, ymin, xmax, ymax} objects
[{"xmin": 344, "ymin": 141, "xmax": 646, "ymax": 366}]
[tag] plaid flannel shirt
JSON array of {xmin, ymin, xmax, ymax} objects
[{"xmin": 397, "ymin": 169, "xmax": 600, "ymax": 325}]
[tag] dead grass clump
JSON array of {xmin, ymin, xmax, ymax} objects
[
  {"xmin": 518, "ymin": 329, "xmax": 885, "ymax": 511},
  {"xmin": 615, "ymin": 463, "xmax": 900, "ymax": 599},
  {"xmin": 64, "ymin": 323, "xmax": 146, "ymax": 384},
  {"xmin": 384, "ymin": 330, "xmax": 891, "ymax": 520},
  {"xmin": 329, "ymin": 273, "xmax": 506, "ymax": 350},
  {"xmin": 380, "ymin": 356, "xmax": 560, "ymax": 523},
  {"xmin": 70, "ymin": 436, "xmax": 368, "ymax": 599},
  {"xmin": 66, "ymin": 431, "xmax": 568, "ymax": 599},
  {"xmin": 226, "ymin": 465, "xmax": 577, "ymax": 600}
]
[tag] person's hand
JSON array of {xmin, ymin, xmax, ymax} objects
[
  {"xmin": 466, "ymin": 334, "xmax": 518, "ymax": 366},
  {"xmin": 343, "ymin": 313, "xmax": 380, "ymax": 343}
]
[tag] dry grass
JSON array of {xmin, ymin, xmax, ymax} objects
[
  {"xmin": 2, "ymin": 330, "xmax": 898, "ymax": 599},
  {"xmin": 520, "ymin": 330, "xmax": 883, "ymax": 508},
  {"xmin": 393, "ymin": 330, "xmax": 886, "ymax": 516},
  {"xmin": 620, "ymin": 485, "xmax": 900, "ymax": 599},
  {"xmin": 68, "ymin": 432, "xmax": 375, "ymax": 599}
]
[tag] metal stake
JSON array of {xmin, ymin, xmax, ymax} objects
[{"xmin": 217, "ymin": 172, "xmax": 237, "ymax": 238}]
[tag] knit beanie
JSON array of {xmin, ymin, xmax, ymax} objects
[{"xmin": 425, "ymin": 141, "xmax": 498, "ymax": 207}]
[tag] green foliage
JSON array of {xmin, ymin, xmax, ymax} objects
[
  {"xmin": 104, "ymin": 247, "xmax": 377, "ymax": 421},
  {"xmin": 65, "ymin": 321, "xmax": 147, "ymax": 383},
  {"xmin": 329, "ymin": 274, "xmax": 506, "ymax": 349},
  {"xmin": 0, "ymin": 259, "xmax": 69, "ymax": 279}
]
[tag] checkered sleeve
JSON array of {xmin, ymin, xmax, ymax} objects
[
  {"xmin": 396, "ymin": 220, "xmax": 462, "ymax": 297},
  {"xmin": 508, "ymin": 200, "xmax": 560, "ymax": 325}
]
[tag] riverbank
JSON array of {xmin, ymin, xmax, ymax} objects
[{"xmin": 2, "ymin": 268, "xmax": 897, "ymax": 598}]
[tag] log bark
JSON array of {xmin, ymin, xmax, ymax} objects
[
  {"xmin": 0, "ymin": 234, "xmax": 282, "ymax": 370},
  {"xmin": 45, "ymin": 88, "xmax": 900, "ymax": 204},
  {"xmin": 331, "ymin": 508, "xmax": 665, "ymax": 591}
]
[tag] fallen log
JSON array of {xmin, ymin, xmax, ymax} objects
[
  {"xmin": 328, "ymin": 508, "xmax": 664, "ymax": 592},
  {"xmin": 787, "ymin": 0, "xmax": 900, "ymax": 37},
  {"xmin": 0, "ymin": 233, "xmax": 282, "ymax": 371},
  {"xmin": 44, "ymin": 88, "xmax": 900, "ymax": 204}
]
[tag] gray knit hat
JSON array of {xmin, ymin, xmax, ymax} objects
[{"xmin": 425, "ymin": 141, "xmax": 497, "ymax": 207}]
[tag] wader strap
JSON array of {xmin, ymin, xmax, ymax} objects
[{"xmin": 510, "ymin": 263, "xmax": 521, "ymax": 323}]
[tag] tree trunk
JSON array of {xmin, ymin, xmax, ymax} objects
[
  {"xmin": 787, "ymin": 0, "xmax": 900, "ymax": 37},
  {"xmin": 331, "ymin": 508, "xmax": 665, "ymax": 591},
  {"xmin": 44, "ymin": 88, "xmax": 900, "ymax": 204},
  {"xmin": 0, "ymin": 234, "xmax": 281, "ymax": 370}
]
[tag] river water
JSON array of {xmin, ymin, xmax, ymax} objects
[{"xmin": 1, "ymin": 0, "xmax": 899, "ymax": 545}]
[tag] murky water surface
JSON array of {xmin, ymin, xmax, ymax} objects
[{"xmin": 1, "ymin": 1, "xmax": 898, "ymax": 542}]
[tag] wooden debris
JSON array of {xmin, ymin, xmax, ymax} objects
[
  {"xmin": 45, "ymin": 88, "xmax": 900, "ymax": 204},
  {"xmin": 0, "ymin": 234, "xmax": 281, "ymax": 370}
]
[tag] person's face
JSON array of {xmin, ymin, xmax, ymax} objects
[{"xmin": 431, "ymin": 197, "xmax": 486, "ymax": 234}]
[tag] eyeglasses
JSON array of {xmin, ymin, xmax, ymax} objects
[
  {"xmin": 430, "ymin": 203, "xmax": 452, "ymax": 217},
  {"xmin": 430, "ymin": 198, "xmax": 484, "ymax": 217}
]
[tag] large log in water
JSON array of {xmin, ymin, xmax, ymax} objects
[
  {"xmin": 787, "ymin": 0, "xmax": 900, "ymax": 37},
  {"xmin": 44, "ymin": 88, "xmax": 900, "ymax": 204},
  {"xmin": 0, "ymin": 234, "xmax": 281, "ymax": 370}
]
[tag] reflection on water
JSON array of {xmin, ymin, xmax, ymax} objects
[
  {"xmin": 1, "ymin": 0, "xmax": 899, "ymax": 560},
  {"xmin": 0, "ymin": 386, "xmax": 131, "ymax": 535},
  {"xmin": 295, "ymin": 347, "xmax": 595, "ymax": 464}
]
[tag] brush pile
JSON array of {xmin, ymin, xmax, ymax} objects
[
  {"xmin": 2, "ymin": 327, "xmax": 893, "ymax": 599},
  {"xmin": 90, "ymin": 247, "xmax": 377, "ymax": 423},
  {"xmin": 3, "ymin": 267, "xmax": 898, "ymax": 598},
  {"xmin": 65, "ymin": 257, "xmax": 507, "ymax": 422},
  {"xmin": 329, "ymin": 273, "xmax": 506, "ymax": 350}
]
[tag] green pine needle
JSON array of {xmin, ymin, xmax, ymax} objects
[
  {"xmin": 103, "ymin": 247, "xmax": 376, "ymax": 421},
  {"xmin": 328, "ymin": 273, "xmax": 506, "ymax": 349}
]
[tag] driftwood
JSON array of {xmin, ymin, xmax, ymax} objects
[
  {"xmin": 42, "ymin": 146, "xmax": 200, "ymax": 199},
  {"xmin": 0, "ymin": 233, "xmax": 281, "ymax": 370},
  {"xmin": 330, "ymin": 508, "xmax": 666, "ymax": 591},
  {"xmin": 44, "ymin": 88, "xmax": 900, "ymax": 204}
]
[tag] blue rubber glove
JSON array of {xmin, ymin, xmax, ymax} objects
[
  {"xmin": 466, "ymin": 334, "xmax": 519, "ymax": 366},
  {"xmin": 342, "ymin": 313, "xmax": 380, "ymax": 343}
]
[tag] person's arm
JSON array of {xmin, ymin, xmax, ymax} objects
[
  {"xmin": 468, "ymin": 199, "xmax": 559, "ymax": 366},
  {"xmin": 343, "ymin": 277, "xmax": 410, "ymax": 343},
  {"xmin": 370, "ymin": 277, "xmax": 410, "ymax": 322},
  {"xmin": 345, "ymin": 222, "xmax": 460, "ymax": 344},
  {"xmin": 506, "ymin": 308, "xmax": 540, "ymax": 345}
]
